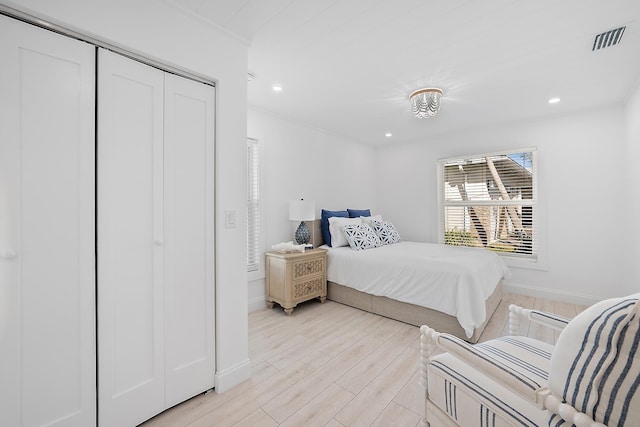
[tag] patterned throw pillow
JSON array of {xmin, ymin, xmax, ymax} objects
[
  {"xmin": 548, "ymin": 295, "xmax": 640, "ymax": 427},
  {"xmin": 342, "ymin": 223, "xmax": 381, "ymax": 251},
  {"xmin": 371, "ymin": 220, "xmax": 401, "ymax": 245}
]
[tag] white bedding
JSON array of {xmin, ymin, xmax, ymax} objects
[{"xmin": 325, "ymin": 241, "xmax": 511, "ymax": 337}]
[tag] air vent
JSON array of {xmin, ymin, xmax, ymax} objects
[{"xmin": 592, "ymin": 26, "xmax": 626, "ymax": 51}]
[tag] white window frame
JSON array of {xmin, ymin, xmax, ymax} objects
[
  {"xmin": 247, "ymin": 137, "xmax": 265, "ymax": 280},
  {"xmin": 437, "ymin": 147, "xmax": 545, "ymax": 270}
]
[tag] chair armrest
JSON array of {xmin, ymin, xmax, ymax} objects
[
  {"xmin": 543, "ymin": 392, "xmax": 607, "ymax": 427},
  {"xmin": 509, "ymin": 304, "xmax": 572, "ymax": 336},
  {"xmin": 420, "ymin": 325, "xmax": 544, "ymax": 406}
]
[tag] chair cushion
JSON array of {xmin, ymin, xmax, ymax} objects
[
  {"xmin": 428, "ymin": 336, "xmax": 553, "ymax": 427},
  {"xmin": 549, "ymin": 293, "xmax": 640, "ymax": 426}
]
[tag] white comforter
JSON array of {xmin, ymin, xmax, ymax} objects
[{"xmin": 325, "ymin": 241, "xmax": 511, "ymax": 337}]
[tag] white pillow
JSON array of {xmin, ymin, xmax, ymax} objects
[
  {"xmin": 328, "ymin": 216, "xmax": 362, "ymax": 247},
  {"xmin": 360, "ymin": 214, "xmax": 383, "ymax": 226}
]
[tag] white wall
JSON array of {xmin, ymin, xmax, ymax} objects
[
  {"xmin": 2, "ymin": 0, "xmax": 250, "ymax": 392},
  {"xmin": 247, "ymin": 108, "xmax": 377, "ymax": 311},
  {"xmin": 377, "ymin": 106, "xmax": 635, "ymax": 304},
  {"xmin": 626, "ymin": 82, "xmax": 640, "ymax": 288}
]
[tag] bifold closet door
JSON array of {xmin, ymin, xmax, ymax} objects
[
  {"xmin": 98, "ymin": 49, "xmax": 165, "ymax": 427},
  {"xmin": 163, "ymin": 74, "xmax": 215, "ymax": 407},
  {"xmin": 98, "ymin": 49, "xmax": 216, "ymax": 426},
  {"xmin": 0, "ymin": 15, "xmax": 96, "ymax": 427}
]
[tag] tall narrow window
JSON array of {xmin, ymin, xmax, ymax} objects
[
  {"xmin": 438, "ymin": 149, "xmax": 537, "ymax": 260},
  {"xmin": 247, "ymin": 138, "xmax": 260, "ymax": 272}
]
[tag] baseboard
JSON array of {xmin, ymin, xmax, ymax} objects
[
  {"xmin": 214, "ymin": 358, "xmax": 251, "ymax": 394},
  {"xmin": 503, "ymin": 282, "xmax": 602, "ymax": 306},
  {"xmin": 248, "ymin": 296, "xmax": 266, "ymax": 313}
]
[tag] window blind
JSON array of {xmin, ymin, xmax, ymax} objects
[
  {"xmin": 247, "ymin": 138, "xmax": 260, "ymax": 272},
  {"xmin": 439, "ymin": 149, "xmax": 537, "ymax": 259}
]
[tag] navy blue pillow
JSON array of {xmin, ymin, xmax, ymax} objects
[
  {"xmin": 348, "ymin": 208, "xmax": 371, "ymax": 218},
  {"xmin": 321, "ymin": 209, "xmax": 349, "ymax": 247}
]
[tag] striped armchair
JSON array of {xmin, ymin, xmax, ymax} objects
[{"xmin": 419, "ymin": 294, "xmax": 640, "ymax": 427}]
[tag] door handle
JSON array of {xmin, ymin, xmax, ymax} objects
[{"xmin": 0, "ymin": 249, "xmax": 17, "ymax": 260}]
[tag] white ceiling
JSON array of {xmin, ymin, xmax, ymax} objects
[{"xmin": 168, "ymin": 0, "xmax": 640, "ymax": 146}]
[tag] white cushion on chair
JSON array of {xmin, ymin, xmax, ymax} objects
[
  {"xmin": 548, "ymin": 293, "xmax": 640, "ymax": 426},
  {"xmin": 428, "ymin": 336, "xmax": 553, "ymax": 426}
]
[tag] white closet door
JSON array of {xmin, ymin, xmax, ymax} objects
[
  {"xmin": 0, "ymin": 15, "xmax": 96, "ymax": 427},
  {"xmin": 164, "ymin": 74, "xmax": 215, "ymax": 407},
  {"xmin": 97, "ymin": 49, "xmax": 165, "ymax": 427}
]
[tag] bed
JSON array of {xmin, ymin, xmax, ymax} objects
[{"xmin": 310, "ymin": 219, "xmax": 508, "ymax": 343}]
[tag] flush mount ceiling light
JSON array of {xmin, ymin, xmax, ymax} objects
[{"xmin": 409, "ymin": 88, "xmax": 443, "ymax": 118}]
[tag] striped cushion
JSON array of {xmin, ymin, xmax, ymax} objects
[
  {"xmin": 548, "ymin": 294, "xmax": 640, "ymax": 426},
  {"xmin": 428, "ymin": 336, "xmax": 553, "ymax": 426},
  {"xmin": 529, "ymin": 310, "xmax": 571, "ymax": 330}
]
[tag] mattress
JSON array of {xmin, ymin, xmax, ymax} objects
[{"xmin": 325, "ymin": 241, "xmax": 511, "ymax": 338}]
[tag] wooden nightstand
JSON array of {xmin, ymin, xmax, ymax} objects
[{"xmin": 265, "ymin": 248, "xmax": 328, "ymax": 315}]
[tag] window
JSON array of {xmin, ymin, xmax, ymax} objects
[
  {"xmin": 247, "ymin": 138, "xmax": 261, "ymax": 273},
  {"xmin": 438, "ymin": 149, "xmax": 537, "ymax": 260}
]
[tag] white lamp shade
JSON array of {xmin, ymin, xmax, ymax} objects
[{"xmin": 289, "ymin": 199, "xmax": 315, "ymax": 221}]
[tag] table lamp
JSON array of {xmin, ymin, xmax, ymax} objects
[{"xmin": 289, "ymin": 199, "xmax": 315, "ymax": 245}]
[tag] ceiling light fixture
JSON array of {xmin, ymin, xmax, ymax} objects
[
  {"xmin": 385, "ymin": 132, "xmax": 392, "ymax": 138},
  {"xmin": 410, "ymin": 88, "xmax": 443, "ymax": 118},
  {"xmin": 548, "ymin": 97, "xmax": 560, "ymax": 104},
  {"xmin": 272, "ymin": 84, "xmax": 282, "ymax": 92}
]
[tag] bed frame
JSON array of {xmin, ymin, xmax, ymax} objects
[{"xmin": 310, "ymin": 219, "xmax": 502, "ymax": 343}]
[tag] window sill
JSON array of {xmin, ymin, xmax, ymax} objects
[{"xmin": 503, "ymin": 256, "xmax": 548, "ymax": 271}]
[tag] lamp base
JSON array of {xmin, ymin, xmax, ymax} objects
[{"xmin": 294, "ymin": 221, "xmax": 311, "ymax": 245}]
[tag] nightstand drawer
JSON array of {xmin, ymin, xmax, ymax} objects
[
  {"xmin": 293, "ymin": 276, "xmax": 325, "ymax": 300},
  {"xmin": 293, "ymin": 257, "xmax": 325, "ymax": 279}
]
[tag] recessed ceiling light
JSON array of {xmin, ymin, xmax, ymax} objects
[
  {"xmin": 385, "ymin": 133, "xmax": 392, "ymax": 138},
  {"xmin": 272, "ymin": 84, "xmax": 282, "ymax": 92},
  {"xmin": 548, "ymin": 97, "xmax": 560, "ymax": 104}
]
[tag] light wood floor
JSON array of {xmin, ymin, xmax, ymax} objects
[{"xmin": 142, "ymin": 293, "xmax": 587, "ymax": 427}]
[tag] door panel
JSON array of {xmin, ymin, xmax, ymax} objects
[
  {"xmin": 163, "ymin": 74, "xmax": 216, "ymax": 407},
  {"xmin": 97, "ymin": 48, "xmax": 165, "ymax": 427},
  {"xmin": 0, "ymin": 15, "xmax": 96, "ymax": 427}
]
